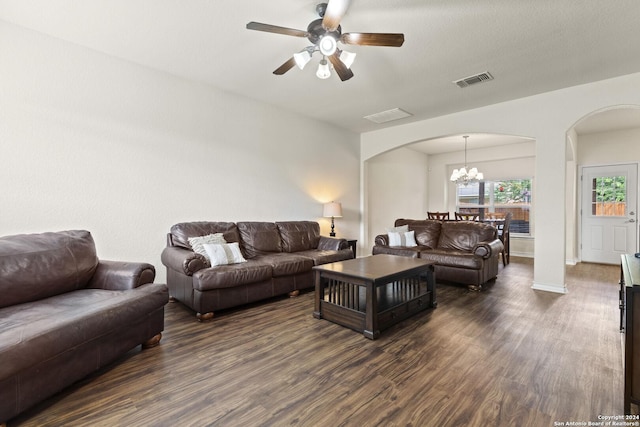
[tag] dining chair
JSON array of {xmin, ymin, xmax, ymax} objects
[
  {"xmin": 455, "ymin": 212, "xmax": 479, "ymax": 221},
  {"xmin": 497, "ymin": 212, "xmax": 512, "ymax": 266},
  {"xmin": 427, "ymin": 211, "xmax": 450, "ymax": 220}
]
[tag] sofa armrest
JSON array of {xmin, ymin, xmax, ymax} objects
[
  {"xmin": 318, "ymin": 236, "xmax": 348, "ymax": 251},
  {"xmin": 473, "ymin": 239, "xmax": 504, "ymax": 259},
  {"xmin": 374, "ymin": 234, "xmax": 389, "ymax": 246},
  {"xmin": 87, "ymin": 260, "xmax": 156, "ymax": 290},
  {"xmin": 161, "ymin": 246, "xmax": 208, "ymax": 276}
]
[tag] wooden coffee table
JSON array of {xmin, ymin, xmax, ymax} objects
[{"xmin": 313, "ymin": 254, "xmax": 436, "ymax": 339}]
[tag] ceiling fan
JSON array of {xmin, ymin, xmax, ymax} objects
[{"xmin": 246, "ymin": 0, "xmax": 405, "ymax": 81}]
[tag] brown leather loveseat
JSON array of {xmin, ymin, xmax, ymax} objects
[
  {"xmin": 161, "ymin": 221, "xmax": 354, "ymax": 320},
  {"xmin": 0, "ymin": 230, "xmax": 169, "ymax": 425},
  {"xmin": 372, "ymin": 219, "xmax": 503, "ymax": 290}
]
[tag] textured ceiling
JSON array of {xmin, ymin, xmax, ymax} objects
[{"xmin": 1, "ymin": 0, "xmax": 640, "ymax": 138}]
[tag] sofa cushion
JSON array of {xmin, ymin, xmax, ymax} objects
[
  {"xmin": 0, "ymin": 230, "xmax": 99, "ymax": 309},
  {"xmin": 419, "ymin": 249, "xmax": 483, "ymax": 269},
  {"xmin": 394, "ymin": 219, "xmax": 442, "ymax": 249},
  {"xmin": 192, "ymin": 261, "xmax": 273, "ymax": 290},
  {"xmin": 276, "ymin": 221, "xmax": 321, "ymax": 252},
  {"xmin": 170, "ymin": 222, "xmax": 240, "ymax": 250},
  {"xmin": 437, "ymin": 221, "xmax": 497, "ymax": 252},
  {"xmin": 372, "ymin": 245, "xmax": 422, "ymax": 258},
  {"xmin": 237, "ymin": 222, "xmax": 282, "ymax": 258},
  {"xmin": 255, "ymin": 253, "xmax": 314, "ymax": 277},
  {"xmin": 296, "ymin": 249, "xmax": 354, "ymax": 265},
  {"xmin": 0, "ymin": 283, "xmax": 168, "ymax": 381}
]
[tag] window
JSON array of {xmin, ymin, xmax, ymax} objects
[{"xmin": 456, "ymin": 178, "xmax": 532, "ymax": 234}]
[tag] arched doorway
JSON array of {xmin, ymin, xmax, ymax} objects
[{"xmin": 568, "ymin": 106, "xmax": 640, "ymax": 264}]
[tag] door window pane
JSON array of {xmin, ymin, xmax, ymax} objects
[{"xmin": 591, "ymin": 176, "xmax": 626, "ymax": 217}]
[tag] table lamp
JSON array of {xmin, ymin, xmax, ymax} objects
[{"xmin": 323, "ymin": 202, "xmax": 343, "ymax": 237}]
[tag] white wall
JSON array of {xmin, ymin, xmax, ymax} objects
[
  {"xmin": 361, "ymin": 72, "xmax": 640, "ymax": 293},
  {"xmin": 577, "ymin": 127, "xmax": 640, "ymax": 165},
  {"xmin": 0, "ymin": 22, "xmax": 360, "ymax": 276},
  {"xmin": 365, "ymin": 147, "xmax": 429, "ymax": 243}
]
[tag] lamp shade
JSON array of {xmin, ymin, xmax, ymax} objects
[
  {"xmin": 323, "ymin": 202, "xmax": 343, "ymax": 218},
  {"xmin": 316, "ymin": 59, "xmax": 331, "ymax": 79},
  {"xmin": 293, "ymin": 50, "xmax": 311, "ymax": 70}
]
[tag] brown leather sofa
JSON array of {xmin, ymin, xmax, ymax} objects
[
  {"xmin": 0, "ymin": 230, "xmax": 169, "ymax": 425},
  {"xmin": 161, "ymin": 221, "xmax": 354, "ymax": 320},
  {"xmin": 372, "ymin": 219, "xmax": 504, "ymax": 290}
]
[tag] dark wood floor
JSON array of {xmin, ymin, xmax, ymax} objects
[{"xmin": 10, "ymin": 258, "xmax": 623, "ymax": 427}]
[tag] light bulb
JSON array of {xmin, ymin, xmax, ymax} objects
[
  {"xmin": 319, "ymin": 35, "xmax": 337, "ymax": 56},
  {"xmin": 316, "ymin": 58, "xmax": 331, "ymax": 79}
]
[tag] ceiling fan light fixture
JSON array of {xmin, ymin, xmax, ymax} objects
[
  {"xmin": 316, "ymin": 58, "xmax": 331, "ymax": 79},
  {"xmin": 339, "ymin": 50, "xmax": 356, "ymax": 68},
  {"xmin": 318, "ymin": 35, "xmax": 337, "ymax": 56},
  {"xmin": 293, "ymin": 50, "xmax": 312, "ymax": 70}
]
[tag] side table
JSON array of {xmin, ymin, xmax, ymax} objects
[{"xmin": 346, "ymin": 239, "xmax": 357, "ymax": 257}]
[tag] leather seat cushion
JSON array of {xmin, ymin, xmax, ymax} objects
[
  {"xmin": 372, "ymin": 246, "xmax": 423, "ymax": 258},
  {"xmin": 193, "ymin": 261, "xmax": 273, "ymax": 290},
  {"xmin": 255, "ymin": 253, "xmax": 314, "ymax": 277},
  {"xmin": 419, "ymin": 249, "xmax": 483, "ymax": 269},
  {"xmin": 296, "ymin": 249, "xmax": 354, "ymax": 265},
  {"xmin": 0, "ymin": 283, "xmax": 168, "ymax": 381}
]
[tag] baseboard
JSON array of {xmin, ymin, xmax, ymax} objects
[{"xmin": 531, "ymin": 281, "xmax": 568, "ymax": 294}]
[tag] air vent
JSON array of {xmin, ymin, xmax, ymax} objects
[
  {"xmin": 364, "ymin": 108, "xmax": 413, "ymax": 124},
  {"xmin": 453, "ymin": 71, "xmax": 494, "ymax": 88}
]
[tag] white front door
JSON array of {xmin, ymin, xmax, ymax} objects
[{"xmin": 581, "ymin": 164, "xmax": 638, "ymax": 264}]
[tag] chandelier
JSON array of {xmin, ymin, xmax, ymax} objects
[{"xmin": 450, "ymin": 135, "xmax": 484, "ymax": 186}]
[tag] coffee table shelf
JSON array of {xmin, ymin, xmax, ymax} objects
[{"xmin": 313, "ymin": 255, "xmax": 436, "ymax": 339}]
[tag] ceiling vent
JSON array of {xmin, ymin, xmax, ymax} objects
[
  {"xmin": 364, "ymin": 108, "xmax": 413, "ymax": 124},
  {"xmin": 453, "ymin": 71, "xmax": 494, "ymax": 88}
]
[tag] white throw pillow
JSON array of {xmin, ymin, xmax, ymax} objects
[
  {"xmin": 203, "ymin": 242, "xmax": 247, "ymax": 266},
  {"xmin": 388, "ymin": 230, "xmax": 417, "ymax": 247},
  {"xmin": 188, "ymin": 233, "xmax": 226, "ymax": 259},
  {"xmin": 386, "ymin": 224, "xmax": 409, "ymax": 233}
]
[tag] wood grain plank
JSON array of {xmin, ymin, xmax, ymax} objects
[{"xmin": 10, "ymin": 258, "xmax": 623, "ymax": 426}]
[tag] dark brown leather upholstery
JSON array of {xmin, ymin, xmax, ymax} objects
[
  {"xmin": 372, "ymin": 219, "xmax": 503, "ymax": 288},
  {"xmin": 0, "ymin": 230, "xmax": 98, "ymax": 308},
  {"xmin": 0, "ymin": 230, "xmax": 169, "ymax": 424},
  {"xmin": 162, "ymin": 221, "xmax": 354, "ymax": 318}
]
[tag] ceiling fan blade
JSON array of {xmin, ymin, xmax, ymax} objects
[
  {"xmin": 328, "ymin": 52, "xmax": 354, "ymax": 82},
  {"xmin": 273, "ymin": 57, "xmax": 297, "ymax": 75},
  {"xmin": 246, "ymin": 21, "xmax": 308, "ymax": 38},
  {"xmin": 341, "ymin": 32, "xmax": 405, "ymax": 47},
  {"xmin": 322, "ymin": 0, "xmax": 350, "ymax": 32}
]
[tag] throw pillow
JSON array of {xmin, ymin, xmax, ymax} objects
[
  {"xmin": 388, "ymin": 230, "xmax": 417, "ymax": 247},
  {"xmin": 386, "ymin": 224, "xmax": 409, "ymax": 233},
  {"xmin": 188, "ymin": 233, "xmax": 226, "ymax": 259},
  {"xmin": 203, "ymin": 242, "xmax": 247, "ymax": 266}
]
